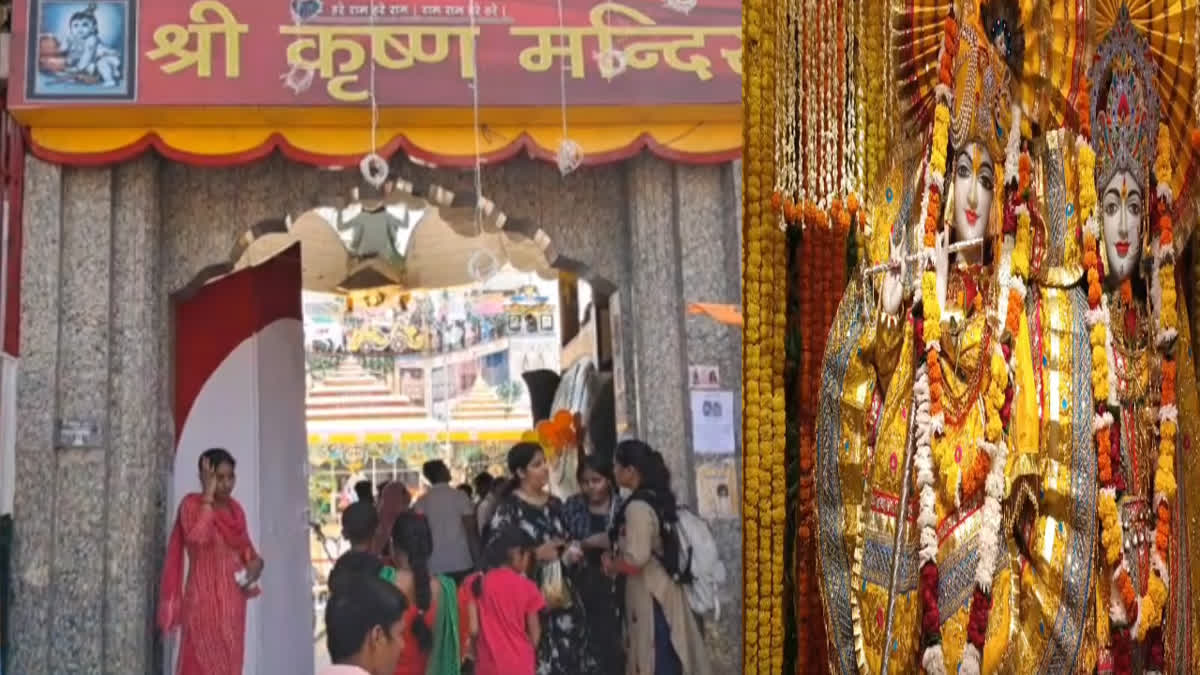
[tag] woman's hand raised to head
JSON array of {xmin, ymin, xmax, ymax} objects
[{"xmin": 200, "ymin": 458, "xmax": 218, "ymax": 500}]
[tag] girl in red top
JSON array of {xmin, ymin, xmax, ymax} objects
[
  {"xmin": 387, "ymin": 513, "xmax": 461, "ymax": 675},
  {"xmin": 471, "ymin": 526, "xmax": 544, "ymax": 675}
]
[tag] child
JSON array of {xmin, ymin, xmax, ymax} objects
[{"xmin": 471, "ymin": 527, "xmax": 544, "ymax": 675}]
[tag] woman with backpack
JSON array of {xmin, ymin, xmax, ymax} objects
[{"xmin": 606, "ymin": 440, "xmax": 712, "ymax": 675}]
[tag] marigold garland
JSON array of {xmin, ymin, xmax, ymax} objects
[
  {"xmin": 741, "ymin": 0, "xmax": 773, "ymax": 664},
  {"xmin": 913, "ymin": 12, "xmax": 1023, "ymax": 673}
]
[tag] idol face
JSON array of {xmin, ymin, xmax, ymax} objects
[
  {"xmin": 952, "ymin": 143, "xmax": 995, "ymax": 245},
  {"xmin": 1101, "ymin": 170, "xmax": 1143, "ymax": 284}
]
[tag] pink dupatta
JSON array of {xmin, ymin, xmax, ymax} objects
[{"xmin": 157, "ymin": 493, "xmax": 259, "ymax": 632}]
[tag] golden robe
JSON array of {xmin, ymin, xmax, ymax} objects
[
  {"xmin": 845, "ymin": 275, "xmax": 1039, "ymax": 674},
  {"xmin": 1009, "ymin": 141, "xmax": 1098, "ymax": 673},
  {"xmin": 814, "ymin": 165, "xmax": 918, "ymax": 675},
  {"xmin": 815, "ymin": 167, "xmax": 1044, "ymax": 672}
]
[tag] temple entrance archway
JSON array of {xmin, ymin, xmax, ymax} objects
[{"xmin": 166, "ymin": 160, "xmax": 622, "ymax": 670}]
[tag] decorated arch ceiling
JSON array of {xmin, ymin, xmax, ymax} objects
[
  {"xmin": 180, "ymin": 174, "xmax": 579, "ymax": 300},
  {"xmin": 9, "ymin": 0, "xmax": 741, "ymax": 168}
]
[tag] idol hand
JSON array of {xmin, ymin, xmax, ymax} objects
[
  {"xmin": 934, "ymin": 229, "xmax": 950, "ymax": 313},
  {"xmin": 881, "ymin": 240, "xmax": 906, "ymax": 316}
]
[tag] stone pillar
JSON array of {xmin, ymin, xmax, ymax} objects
[
  {"xmin": 675, "ymin": 161, "xmax": 743, "ymax": 673},
  {"xmin": 104, "ymin": 157, "xmax": 162, "ymax": 673},
  {"xmin": 11, "ymin": 157, "xmax": 161, "ymax": 674},
  {"xmin": 623, "ymin": 155, "xmax": 694, "ymax": 503},
  {"xmin": 11, "ymin": 155, "xmax": 64, "ymax": 673}
]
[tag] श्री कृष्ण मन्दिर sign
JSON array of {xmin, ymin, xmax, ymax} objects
[{"xmin": 12, "ymin": 0, "xmax": 741, "ymax": 108}]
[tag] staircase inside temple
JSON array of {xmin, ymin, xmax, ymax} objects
[{"xmin": 307, "ymin": 359, "xmax": 426, "ymax": 421}]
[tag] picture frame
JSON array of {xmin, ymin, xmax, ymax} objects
[
  {"xmin": 540, "ymin": 313, "xmax": 554, "ymax": 331},
  {"xmin": 27, "ymin": 0, "xmax": 138, "ymax": 101}
]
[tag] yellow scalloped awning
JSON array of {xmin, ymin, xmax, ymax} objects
[{"xmin": 15, "ymin": 105, "xmax": 742, "ymax": 168}]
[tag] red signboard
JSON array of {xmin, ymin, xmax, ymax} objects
[{"xmin": 10, "ymin": 0, "xmax": 741, "ymax": 109}]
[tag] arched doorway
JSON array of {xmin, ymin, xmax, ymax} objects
[{"xmin": 168, "ymin": 173, "xmax": 620, "ymax": 669}]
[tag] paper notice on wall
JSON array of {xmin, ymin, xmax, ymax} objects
[
  {"xmin": 688, "ymin": 364, "xmax": 720, "ymax": 389},
  {"xmin": 696, "ymin": 459, "xmax": 738, "ymax": 519},
  {"xmin": 690, "ymin": 390, "xmax": 735, "ymax": 454}
]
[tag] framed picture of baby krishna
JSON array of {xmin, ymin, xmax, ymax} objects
[{"xmin": 26, "ymin": 0, "xmax": 137, "ymax": 101}]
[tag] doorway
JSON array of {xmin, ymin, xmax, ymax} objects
[{"xmin": 169, "ymin": 244, "xmax": 311, "ymax": 675}]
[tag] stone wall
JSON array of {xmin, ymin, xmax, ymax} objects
[{"xmin": 9, "ymin": 152, "xmax": 741, "ymax": 673}]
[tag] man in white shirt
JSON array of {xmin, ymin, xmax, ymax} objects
[
  {"xmin": 319, "ymin": 574, "xmax": 408, "ymax": 675},
  {"xmin": 412, "ymin": 460, "xmax": 480, "ymax": 582}
]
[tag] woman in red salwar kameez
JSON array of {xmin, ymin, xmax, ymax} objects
[{"xmin": 158, "ymin": 448, "xmax": 265, "ymax": 675}]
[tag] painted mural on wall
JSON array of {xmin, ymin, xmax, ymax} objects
[{"xmin": 27, "ymin": 0, "xmax": 137, "ymax": 100}]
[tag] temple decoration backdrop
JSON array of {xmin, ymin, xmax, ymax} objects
[{"xmin": 744, "ymin": 0, "xmax": 1200, "ymax": 673}]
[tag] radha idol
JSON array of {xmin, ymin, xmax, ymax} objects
[{"xmin": 1082, "ymin": 4, "xmax": 1200, "ymax": 672}]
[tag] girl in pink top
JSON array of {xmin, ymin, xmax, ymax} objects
[{"xmin": 471, "ymin": 527, "xmax": 545, "ymax": 675}]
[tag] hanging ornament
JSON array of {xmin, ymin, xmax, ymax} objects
[
  {"xmin": 593, "ymin": 48, "xmax": 628, "ymax": 80},
  {"xmin": 359, "ymin": 153, "xmax": 389, "ymax": 188},
  {"xmin": 284, "ymin": 0, "xmax": 319, "ymax": 93},
  {"xmin": 468, "ymin": 249, "xmax": 501, "ymax": 282},
  {"xmin": 280, "ymin": 64, "xmax": 315, "ymax": 95},
  {"xmin": 356, "ymin": 0, "xmax": 387, "ymax": 191},
  {"xmin": 663, "ymin": 0, "xmax": 697, "ymax": 13},
  {"xmin": 556, "ymin": 139, "xmax": 584, "ymax": 175}
]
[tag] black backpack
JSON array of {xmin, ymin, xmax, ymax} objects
[{"xmin": 657, "ymin": 517, "xmax": 695, "ymax": 585}]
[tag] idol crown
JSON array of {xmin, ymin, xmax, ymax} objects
[
  {"xmin": 949, "ymin": 18, "xmax": 1014, "ymax": 162},
  {"xmin": 1090, "ymin": 6, "xmax": 1159, "ymax": 193}
]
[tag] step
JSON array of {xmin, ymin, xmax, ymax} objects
[
  {"xmin": 307, "ymin": 399, "xmax": 420, "ymax": 412},
  {"xmin": 308, "ymin": 386, "xmax": 394, "ymax": 398},
  {"xmin": 306, "ymin": 408, "xmax": 429, "ymax": 421}
]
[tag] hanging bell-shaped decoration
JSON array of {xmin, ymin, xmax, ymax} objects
[
  {"xmin": 359, "ymin": 153, "xmax": 390, "ymax": 188},
  {"xmin": 663, "ymin": 0, "xmax": 698, "ymax": 14},
  {"xmin": 280, "ymin": 64, "xmax": 315, "ymax": 95},
  {"xmin": 556, "ymin": 139, "xmax": 584, "ymax": 176},
  {"xmin": 593, "ymin": 48, "xmax": 628, "ymax": 81}
]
